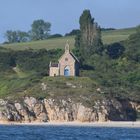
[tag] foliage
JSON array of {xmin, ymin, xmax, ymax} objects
[
  {"xmin": 4, "ymin": 19, "xmax": 51, "ymax": 43},
  {"xmin": 16, "ymin": 31, "xmax": 29, "ymax": 42},
  {"xmin": 65, "ymin": 29, "xmax": 80, "ymax": 36},
  {"xmin": 30, "ymin": 19, "xmax": 51, "ymax": 40},
  {"xmin": 0, "ymin": 47, "xmax": 63, "ymax": 74},
  {"xmin": 106, "ymin": 43, "xmax": 125, "ymax": 59},
  {"xmin": 124, "ymin": 26, "xmax": 140, "ymax": 62},
  {"xmin": 101, "ymin": 28, "xmax": 116, "ymax": 31},
  {"xmin": 0, "ymin": 23, "xmax": 139, "ymax": 103},
  {"xmin": 5, "ymin": 30, "xmax": 29, "ymax": 43},
  {"xmin": 48, "ymin": 34, "xmax": 63, "ymax": 39},
  {"xmin": 0, "ymin": 48, "xmax": 15, "ymax": 71},
  {"xmin": 82, "ymin": 26, "xmax": 140, "ymax": 101},
  {"xmin": 75, "ymin": 9, "xmax": 103, "ymax": 62},
  {"xmin": 15, "ymin": 49, "xmax": 63, "ymax": 74},
  {"xmin": 2, "ymin": 27, "xmax": 136, "ymax": 50},
  {"xmin": 5, "ymin": 30, "xmax": 18, "ymax": 43}
]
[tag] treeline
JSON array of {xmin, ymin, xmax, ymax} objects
[
  {"xmin": 4, "ymin": 19, "xmax": 116, "ymax": 44},
  {"xmin": 0, "ymin": 47, "xmax": 63, "ymax": 75},
  {"xmin": 65, "ymin": 28, "xmax": 116, "ymax": 37},
  {"xmin": 4, "ymin": 19, "xmax": 52, "ymax": 44}
]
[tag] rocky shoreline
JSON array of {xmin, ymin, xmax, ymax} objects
[{"xmin": 0, "ymin": 97, "xmax": 139, "ymax": 123}]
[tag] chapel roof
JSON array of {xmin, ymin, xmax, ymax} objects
[{"xmin": 50, "ymin": 63, "xmax": 59, "ymax": 67}]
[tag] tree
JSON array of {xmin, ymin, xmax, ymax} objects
[
  {"xmin": 75, "ymin": 10, "xmax": 102, "ymax": 60},
  {"xmin": 30, "ymin": 19, "xmax": 51, "ymax": 40},
  {"xmin": 5, "ymin": 30, "xmax": 29, "ymax": 43},
  {"xmin": 5, "ymin": 30, "xmax": 18, "ymax": 43},
  {"xmin": 17, "ymin": 31, "xmax": 29, "ymax": 42}
]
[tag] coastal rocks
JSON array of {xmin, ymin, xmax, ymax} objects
[
  {"xmin": 23, "ymin": 97, "xmax": 48, "ymax": 122},
  {"xmin": 76, "ymin": 104, "xmax": 97, "ymax": 122},
  {"xmin": 0, "ymin": 102, "xmax": 22, "ymax": 122},
  {"xmin": 0, "ymin": 97, "xmax": 139, "ymax": 123},
  {"xmin": 44, "ymin": 99, "xmax": 74, "ymax": 122},
  {"xmin": 130, "ymin": 102, "xmax": 140, "ymax": 112},
  {"xmin": 43, "ymin": 98, "xmax": 136, "ymax": 122}
]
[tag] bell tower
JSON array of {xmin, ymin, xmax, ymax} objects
[{"xmin": 65, "ymin": 41, "xmax": 70, "ymax": 53}]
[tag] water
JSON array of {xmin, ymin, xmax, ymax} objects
[{"xmin": 0, "ymin": 125, "xmax": 140, "ymax": 140}]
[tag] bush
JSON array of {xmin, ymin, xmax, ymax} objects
[
  {"xmin": 65, "ymin": 29, "xmax": 80, "ymax": 36},
  {"xmin": 107, "ymin": 43, "xmax": 125, "ymax": 59},
  {"xmin": 48, "ymin": 34, "xmax": 63, "ymax": 39}
]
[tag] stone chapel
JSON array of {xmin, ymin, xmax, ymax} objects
[{"xmin": 49, "ymin": 43, "xmax": 79, "ymax": 76}]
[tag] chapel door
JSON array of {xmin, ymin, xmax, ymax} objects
[{"xmin": 64, "ymin": 66, "xmax": 70, "ymax": 76}]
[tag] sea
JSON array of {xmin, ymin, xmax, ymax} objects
[{"xmin": 0, "ymin": 125, "xmax": 140, "ymax": 140}]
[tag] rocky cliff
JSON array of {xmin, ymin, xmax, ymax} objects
[{"xmin": 0, "ymin": 97, "xmax": 139, "ymax": 123}]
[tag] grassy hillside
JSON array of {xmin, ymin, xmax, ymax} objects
[
  {"xmin": 1, "ymin": 36, "xmax": 75, "ymax": 51},
  {"xmin": 102, "ymin": 27, "xmax": 137, "ymax": 44},
  {"xmin": 1, "ymin": 27, "xmax": 137, "ymax": 50},
  {"xmin": 0, "ymin": 75, "xmax": 99, "ymax": 102},
  {"xmin": 0, "ymin": 26, "xmax": 139, "ymax": 103}
]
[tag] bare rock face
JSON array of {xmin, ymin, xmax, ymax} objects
[
  {"xmin": 76, "ymin": 104, "xmax": 97, "ymax": 122},
  {"xmin": 130, "ymin": 102, "xmax": 140, "ymax": 112},
  {"xmin": 44, "ymin": 99, "xmax": 74, "ymax": 122},
  {"xmin": 44, "ymin": 98, "xmax": 137, "ymax": 122},
  {"xmin": 24, "ymin": 97, "xmax": 48, "ymax": 122},
  {"xmin": 0, "ymin": 102, "xmax": 22, "ymax": 122},
  {"xmin": 0, "ymin": 97, "xmax": 138, "ymax": 123}
]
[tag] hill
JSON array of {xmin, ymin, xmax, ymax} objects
[
  {"xmin": 1, "ymin": 27, "xmax": 137, "ymax": 50},
  {"xmin": 0, "ymin": 26, "xmax": 139, "ymax": 121}
]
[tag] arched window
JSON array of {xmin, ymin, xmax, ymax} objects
[{"xmin": 64, "ymin": 66, "xmax": 70, "ymax": 76}]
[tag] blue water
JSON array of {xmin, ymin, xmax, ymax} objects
[{"xmin": 0, "ymin": 125, "xmax": 140, "ymax": 140}]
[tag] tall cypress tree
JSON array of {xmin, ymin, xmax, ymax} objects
[{"xmin": 75, "ymin": 10, "xmax": 102, "ymax": 60}]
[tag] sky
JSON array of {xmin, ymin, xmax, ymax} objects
[{"xmin": 0, "ymin": 0, "xmax": 140, "ymax": 43}]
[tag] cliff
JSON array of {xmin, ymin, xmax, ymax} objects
[{"xmin": 0, "ymin": 97, "xmax": 139, "ymax": 123}]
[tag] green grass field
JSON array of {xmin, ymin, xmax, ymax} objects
[
  {"xmin": 1, "ymin": 36, "xmax": 75, "ymax": 51},
  {"xmin": 1, "ymin": 27, "xmax": 137, "ymax": 51},
  {"xmin": 102, "ymin": 27, "xmax": 137, "ymax": 44},
  {"xmin": 0, "ymin": 72, "xmax": 99, "ymax": 103}
]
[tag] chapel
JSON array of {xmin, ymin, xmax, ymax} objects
[{"xmin": 49, "ymin": 43, "xmax": 79, "ymax": 76}]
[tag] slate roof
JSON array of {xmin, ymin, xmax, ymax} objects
[
  {"xmin": 70, "ymin": 52, "xmax": 79, "ymax": 62},
  {"xmin": 50, "ymin": 63, "xmax": 59, "ymax": 67}
]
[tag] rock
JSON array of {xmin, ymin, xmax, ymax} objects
[
  {"xmin": 44, "ymin": 99, "xmax": 73, "ymax": 122},
  {"xmin": 24, "ymin": 97, "xmax": 48, "ymax": 122},
  {"xmin": 96, "ymin": 88, "xmax": 101, "ymax": 92},
  {"xmin": 0, "ymin": 99, "xmax": 7, "ymax": 105},
  {"xmin": 0, "ymin": 97, "xmax": 139, "ymax": 123},
  {"xmin": 66, "ymin": 82, "xmax": 72, "ymax": 86},
  {"xmin": 24, "ymin": 97, "xmax": 37, "ymax": 108},
  {"xmin": 41, "ymin": 83, "xmax": 47, "ymax": 91},
  {"xmin": 77, "ymin": 104, "xmax": 94, "ymax": 122}
]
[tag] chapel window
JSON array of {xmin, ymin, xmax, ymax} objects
[{"xmin": 65, "ymin": 58, "xmax": 68, "ymax": 61}]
